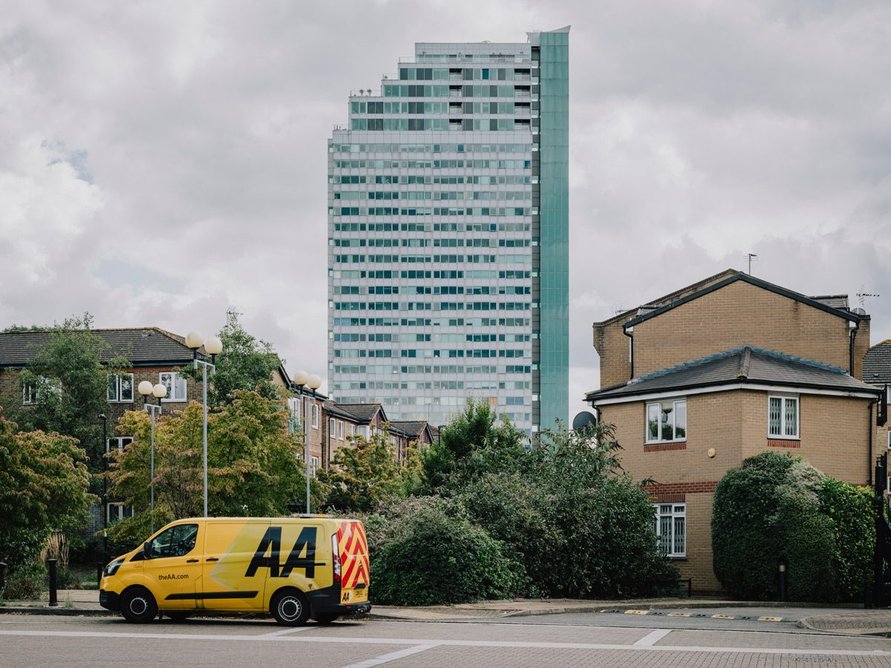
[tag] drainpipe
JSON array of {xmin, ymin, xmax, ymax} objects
[
  {"xmin": 868, "ymin": 398, "xmax": 876, "ymax": 486},
  {"xmin": 624, "ymin": 325, "xmax": 634, "ymax": 380},
  {"xmin": 849, "ymin": 320, "xmax": 859, "ymax": 377}
]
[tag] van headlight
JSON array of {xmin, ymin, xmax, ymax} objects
[{"xmin": 104, "ymin": 558, "xmax": 124, "ymax": 577}]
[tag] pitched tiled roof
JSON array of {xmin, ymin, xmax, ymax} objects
[
  {"xmin": 596, "ymin": 269, "xmax": 739, "ymax": 326},
  {"xmin": 389, "ymin": 420, "xmax": 429, "ymax": 438},
  {"xmin": 587, "ymin": 346, "xmax": 880, "ymax": 402},
  {"xmin": 865, "ymin": 340, "xmax": 891, "ymax": 386},
  {"xmin": 0, "ymin": 328, "xmax": 196, "ymax": 367},
  {"xmin": 326, "ymin": 402, "xmax": 386, "ymax": 424},
  {"xmin": 624, "ymin": 274, "xmax": 860, "ymax": 329}
]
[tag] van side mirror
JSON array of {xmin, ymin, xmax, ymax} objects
[{"xmin": 143, "ymin": 541, "xmax": 153, "ymax": 559}]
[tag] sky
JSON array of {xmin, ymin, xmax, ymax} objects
[{"xmin": 1, "ymin": 0, "xmax": 890, "ymax": 424}]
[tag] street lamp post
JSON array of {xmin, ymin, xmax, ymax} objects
[
  {"xmin": 98, "ymin": 413, "xmax": 108, "ymax": 563},
  {"xmin": 185, "ymin": 331, "xmax": 223, "ymax": 518},
  {"xmin": 138, "ymin": 381, "xmax": 167, "ymax": 533},
  {"xmin": 292, "ymin": 370, "xmax": 322, "ymax": 514}
]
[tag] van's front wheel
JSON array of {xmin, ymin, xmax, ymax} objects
[
  {"xmin": 271, "ymin": 589, "xmax": 310, "ymax": 626},
  {"xmin": 120, "ymin": 587, "xmax": 157, "ymax": 623}
]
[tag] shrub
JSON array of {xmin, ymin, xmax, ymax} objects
[
  {"xmin": 819, "ymin": 478, "xmax": 874, "ymax": 600},
  {"xmin": 371, "ymin": 498, "xmax": 523, "ymax": 605},
  {"xmin": 3, "ymin": 561, "xmax": 47, "ymax": 601},
  {"xmin": 550, "ymin": 479, "xmax": 678, "ymax": 598},
  {"xmin": 712, "ymin": 451, "xmax": 870, "ymax": 602}
]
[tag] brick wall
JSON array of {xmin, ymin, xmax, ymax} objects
[
  {"xmin": 593, "ymin": 316, "xmax": 634, "ymax": 389},
  {"xmin": 601, "ymin": 388, "xmax": 876, "ymax": 594},
  {"xmin": 632, "ymin": 281, "xmax": 855, "ymax": 378}
]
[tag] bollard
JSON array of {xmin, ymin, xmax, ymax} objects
[
  {"xmin": 778, "ymin": 559, "xmax": 787, "ymax": 602},
  {"xmin": 0, "ymin": 561, "xmax": 7, "ymax": 591},
  {"xmin": 47, "ymin": 558, "xmax": 58, "ymax": 607}
]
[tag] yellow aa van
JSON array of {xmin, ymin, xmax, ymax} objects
[{"xmin": 100, "ymin": 517, "xmax": 370, "ymax": 625}]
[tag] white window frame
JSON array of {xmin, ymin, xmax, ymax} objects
[
  {"xmin": 22, "ymin": 376, "xmax": 59, "ymax": 405},
  {"xmin": 329, "ymin": 417, "xmax": 335, "ymax": 437},
  {"xmin": 22, "ymin": 379, "xmax": 39, "ymax": 405},
  {"xmin": 337, "ymin": 420, "xmax": 344, "ymax": 439},
  {"xmin": 106, "ymin": 436, "xmax": 134, "ymax": 453},
  {"xmin": 159, "ymin": 372, "xmax": 188, "ymax": 402},
  {"xmin": 886, "ymin": 431, "xmax": 890, "ymax": 449},
  {"xmin": 107, "ymin": 502, "xmax": 135, "ymax": 524},
  {"xmin": 107, "ymin": 373, "xmax": 134, "ymax": 403},
  {"xmin": 768, "ymin": 395, "xmax": 799, "ymax": 439},
  {"xmin": 654, "ymin": 503, "xmax": 686, "ymax": 557},
  {"xmin": 310, "ymin": 456, "xmax": 321, "ymax": 477},
  {"xmin": 311, "ymin": 403, "xmax": 319, "ymax": 428},
  {"xmin": 645, "ymin": 398, "xmax": 687, "ymax": 443}
]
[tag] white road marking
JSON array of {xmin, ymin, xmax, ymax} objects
[
  {"xmin": 0, "ymin": 630, "xmax": 888, "ymax": 657},
  {"xmin": 263, "ymin": 626, "xmax": 314, "ymax": 637},
  {"xmin": 340, "ymin": 643, "xmax": 439, "ymax": 668},
  {"xmin": 634, "ymin": 629, "xmax": 671, "ymax": 646}
]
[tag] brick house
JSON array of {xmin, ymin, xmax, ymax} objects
[
  {"xmin": 585, "ymin": 270, "xmax": 884, "ymax": 593},
  {"xmin": 0, "ymin": 326, "xmax": 211, "ymax": 429},
  {"xmin": 864, "ymin": 340, "xmax": 891, "ymax": 483}
]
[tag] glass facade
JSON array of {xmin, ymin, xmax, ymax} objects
[{"xmin": 328, "ymin": 29, "xmax": 569, "ymax": 434}]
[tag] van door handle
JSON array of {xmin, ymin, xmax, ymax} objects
[
  {"xmin": 186, "ymin": 559, "xmax": 199, "ymax": 563},
  {"xmin": 206, "ymin": 557, "xmax": 219, "ymax": 562}
]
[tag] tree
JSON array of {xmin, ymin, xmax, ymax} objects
[
  {"xmin": 107, "ymin": 390, "xmax": 307, "ymax": 547},
  {"xmin": 418, "ymin": 399, "xmax": 526, "ymax": 493},
  {"xmin": 0, "ymin": 411, "xmax": 93, "ymax": 571},
  {"xmin": 198, "ymin": 310, "xmax": 282, "ymax": 407},
  {"xmin": 3, "ymin": 314, "xmax": 126, "ymax": 470},
  {"xmin": 317, "ymin": 430, "xmax": 406, "ymax": 512}
]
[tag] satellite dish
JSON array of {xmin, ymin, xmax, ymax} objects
[{"xmin": 572, "ymin": 411, "xmax": 597, "ymax": 432}]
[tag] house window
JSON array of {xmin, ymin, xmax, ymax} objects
[
  {"xmin": 646, "ymin": 399, "xmax": 686, "ymax": 443},
  {"xmin": 107, "ymin": 374, "xmax": 134, "ymax": 403},
  {"xmin": 311, "ymin": 456, "xmax": 321, "ymax": 477},
  {"xmin": 107, "ymin": 502, "xmax": 135, "ymax": 524},
  {"xmin": 886, "ymin": 431, "xmax": 890, "ymax": 449},
  {"xmin": 337, "ymin": 421, "xmax": 344, "ymax": 439},
  {"xmin": 311, "ymin": 404, "xmax": 319, "ymax": 428},
  {"xmin": 106, "ymin": 437, "xmax": 134, "ymax": 453},
  {"xmin": 654, "ymin": 503, "xmax": 686, "ymax": 557},
  {"xmin": 329, "ymin": 417, "xmax": 336, "ymax": 437},
  {"xmin": 768, "ymin": 395, "xmax": 798, "ymax": 438},
  {"xmin": 159, "ymin": 372, "xmax": 187, "ymax": 402},
  {"xmin": 22, "ymin": 380, "xmax": 39, "ymax": 405}
]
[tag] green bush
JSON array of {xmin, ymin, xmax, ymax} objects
[
  {"xmin": 456, "ymin": 473, "xmax": 553, "ymax": 597},
  {"xmin": 3, "ymin": 561, "xmax": 47, "ymax": 601},
  {"xmin": 371, "ymin": 498, "xmax": 523, "ymax": 605},
  {"xmin": 819, "ymin": 477, "xmax": 874, "ymax": 600},
  {"xmin": 712, "ymin": 451, "xmax": 872, "ymax": 602}
]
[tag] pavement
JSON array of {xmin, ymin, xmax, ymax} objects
[{"xmin": 3, "ymin": 589, "xmax": 891, "ymax": 636}]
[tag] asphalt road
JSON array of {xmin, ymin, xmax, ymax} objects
[{"xmin": 2, "ymin": 613, "xmax": 890, "ymax": 667}]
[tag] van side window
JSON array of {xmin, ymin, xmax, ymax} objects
[{"xmin": 146, "ymin": 523, "xmax": 199, "ymax": 558}]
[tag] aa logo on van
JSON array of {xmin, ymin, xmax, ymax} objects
[{"xmin": 246, "ymin": 526, "xmax": 325, "ymax": 578}]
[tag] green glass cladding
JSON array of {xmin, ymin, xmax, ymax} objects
[{"xmin": 537, "ymin": 30, "xmax": 569, "ymax": 430}]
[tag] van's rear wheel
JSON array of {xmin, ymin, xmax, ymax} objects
[
  {"xmin": 271, "ymin": 589, "xmax": 310, "ymax": 626},
  {"xmin": 120, "ymin": 587, "xmax": 157, "ymax": 623}
]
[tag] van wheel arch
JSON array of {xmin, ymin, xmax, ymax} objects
[
  {"xmin": 120, "ymin": 586, "xmax": 158, "ymax": 623},
  {"xmin": 270, "ymin": 587, "xmax": 310, "ymax": 626}
]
